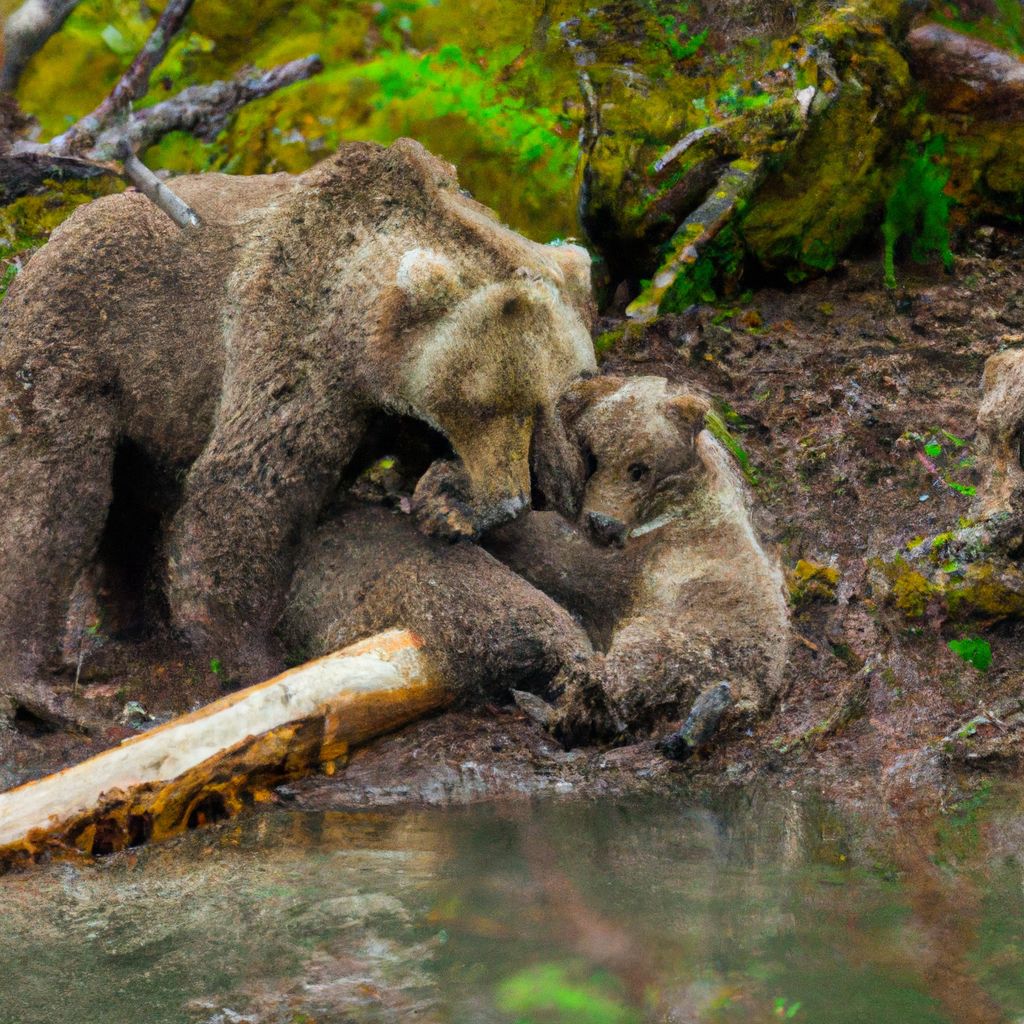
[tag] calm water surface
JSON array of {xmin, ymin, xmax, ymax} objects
[{"xmin": 1, "ymin": 787, "xmax": 1023, "ymax": 1024}]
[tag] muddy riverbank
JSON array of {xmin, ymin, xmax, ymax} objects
[{"xmin": 3, "ymin": 237, "xmax": 1024, "ymax": 822}]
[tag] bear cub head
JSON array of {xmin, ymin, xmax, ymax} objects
[{"xmin": 559, "ymin": 375, "xmax": 710, "ymax": 546}]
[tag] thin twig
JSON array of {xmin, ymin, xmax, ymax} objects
[
  {"xmin": 653, "ymin": 124, "xmax": 726, "ymax": 173},
  {"xmin": 1, "ymin": 55, "xmax": 323, "ymax": 205},
  {"xmin": 122, "ymin": 151, "xmax": 201, "ymax": 229}
]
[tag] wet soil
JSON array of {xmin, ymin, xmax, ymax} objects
[{"xmin": 5, "ymin": 233, "xmax": 1024, "ymax": 820}]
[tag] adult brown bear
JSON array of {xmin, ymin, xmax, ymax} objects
[{"xmin": 0, "ymin": 138, "xmax": 596, "ymax": 706}]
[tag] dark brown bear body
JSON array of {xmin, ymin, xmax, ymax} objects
[
  {"xmin": 0, "ymin": 138, "xmax": 596, "ymax": 694},
  {"xmin": 281, "ymin": 498, "xmax": 595, "ymax": 704},
  {"xmin": 282, "ymin": 374, "xmax": 788, "ymax": 746}
]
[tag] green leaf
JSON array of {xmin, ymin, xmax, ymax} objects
[
  {"xmin": 210, "ymin": 658, "xmax": 224, "ymax": 675},
  {"xmin": 948, "ymin": 482, "xmax": 976, "ymax": 496},
  {"xmin": 924, "ymin": 442, "xmax": 942, "ymax": 457},
  {"xmin": 100, "ymin": 23, "xmax": 135, "ymax": 56},
  {"xmin": 948, "ymin": 637, "xmax": 992, "ymax": 671}
]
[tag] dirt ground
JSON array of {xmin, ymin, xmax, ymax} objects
[{"xmin": 4, "ymin": 231, "xmax": 1024, "ymax": 820}]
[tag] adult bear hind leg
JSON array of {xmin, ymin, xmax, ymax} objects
[{"xmin": 0, "ymin": 396, "xmax": 116, "ymax": 722}]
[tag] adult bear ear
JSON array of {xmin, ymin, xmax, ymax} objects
[
  {"xmin": 547, "ymin": 242, "xmax": 596, "ymax": 329},
  {"xmin": 665, "ymin": 391, "xmax": 711, "ymax": 441},
  {"xmin": 395, "ymin": 248, "xmax": 466, "ymax": 312}
]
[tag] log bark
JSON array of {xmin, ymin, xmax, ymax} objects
[{"xmin": 0, "ymin": 628, "xmax": 449, "ymax": 871}]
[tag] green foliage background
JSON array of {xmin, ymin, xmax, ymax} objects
[
  {"xmin": 7, "ymin": 0, "xmax": 588, "ymax": 241},
  {"xmin": 2, "ymin": 0, "xmax": 1024, "ymax": 299}
]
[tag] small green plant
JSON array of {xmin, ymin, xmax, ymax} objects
[
  {"xmin": 774, "ymin": 997, "xmax": 803, "ymax": 1019},
  {"xmin": 908, "ymin": 430, "xmax": 977, "ymax": 497},
  {"xmin": 882, "ymin": 137, "xmax": 954, "ymax": 289},
  {"xmin": 0, "ymin": 263, "xmax": 18, "ymax": 302},
  {"xmin": 948, "ymin": 636, "xmax": 992, "ymax": 671},
  {"xmin": 706, "ymin": 409, "xmax": 759, "ymax": 484},
  {"xmin": 210, "ymin": 658, "xmax": 224, "ymax": 675},
  {"xmin": 659, "ymin": 20, "xmax": 708, "ymax": 61}
]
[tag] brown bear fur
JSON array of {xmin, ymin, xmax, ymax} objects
[
  {"xmin": 280, "ymin": 497, "xmax": 596, "ymax": 705},
  {"xmin": 0, "ymin": 138, "xmax": 596, "ymax": 697},
  {"xmin": 487, "ymin": 375, "xmax": 791, "ymax": 739}
]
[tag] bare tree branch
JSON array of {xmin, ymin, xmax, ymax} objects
[
  {"xmin": 653, "ymin": 124, "xmax": 727, "ymax": 174},
  {"xmin": 50, "ymin": 0, "xmax": 195, "ymax": 154},
  {"xmin": 1, "ymin": 55, "xmax": 323, "ymax": 206},
  {"xmin": 0, "ymin": 0, "xmax": 82, "ymax": 94},
  {"xmin": 94, "ymin": 55, "xmax": 325, "ymax": 157},
  {"xmin": 0, "ymin": 148, "xmax": 108, "ymax": 201}
]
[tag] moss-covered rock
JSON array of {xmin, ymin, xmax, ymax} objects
[
  {"xmin": 872, "ymin": 522, "xmax": 1024, "ymax": 623},
  {"xmin": 789, "ymin": 558, "xmax": 841, "ymax": 606},
  {"xmin": 0, "ymin": 177, "xmax": 122, "ymax": 300}
]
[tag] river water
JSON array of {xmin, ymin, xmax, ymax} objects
[{"xmin": 1, "ymin": 786, "xmax": 1023, "ymax": 1024}]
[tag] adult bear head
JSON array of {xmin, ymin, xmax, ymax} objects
[{"xmin": 384, "ymin": 244, "xmax": 598, "ymax": 539}]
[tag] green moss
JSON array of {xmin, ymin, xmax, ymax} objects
[
  {"xmin": 740, "ymin": 49, "xmax": 911, "ymax": 274},
  {"xmin": 875, "ymin": 556, "xmax": 937, "ymax": 618},
  {"xmin": 882, "ymin": 136, "xmax": 954, "ymax": 289},
  {"xmin": 0, "ymin": 178, "xmax": 122, "ymax": 261},
  {"xmin": 789, "ymin": 558, "xmax": 841, "ymax": 606},
  {"xmin": 658, "ymin": 223, "xmax": 745, "ymax": 313},
  {"xmin": 876, "ymin": 546, "xmax": 1024, "ymax": 624},
  {"xmin": 892, "ymin": 568, "xmax": 936, "ymax": 618},
  {"xmin": 593, "ymin": 327, "xmax": 624, "ymax": 359},
  {"xmin": 15, "ymin": 0, "xmax": 586, "ymax": 242},
  {"xmin": 945, "ymin": 563, "xmax": 1024, "ymax": 620}
]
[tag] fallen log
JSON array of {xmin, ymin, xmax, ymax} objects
[{"xmin": 0, "ymin": 628, "xmax": 448, "ymax": 871}]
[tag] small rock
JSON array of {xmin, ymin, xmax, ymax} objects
[
  {"xmin": 118, "ymin": 700, "xmax": 153, "ymax": 727},
  {"xmin": 658, "ymin": 681, "xmax": 733, "ymax": 761}
]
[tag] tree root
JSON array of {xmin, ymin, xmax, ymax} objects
[{"xmin": 625, "ymin": 158, "xmax": 766, "ymax": 322}]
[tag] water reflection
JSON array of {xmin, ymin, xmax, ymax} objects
[{"xmin": 1, "ymin": 788, "xmax": 1023, "ymax": 1023}]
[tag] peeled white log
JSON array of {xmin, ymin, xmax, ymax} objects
[{"xmin": 0, "ymin": 628, "xmax": 448, "ymax": 869}]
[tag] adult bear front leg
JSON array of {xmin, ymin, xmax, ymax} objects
[{"xmin": 165, "ymin": 387, "xmax": 365, "ymax": 684}]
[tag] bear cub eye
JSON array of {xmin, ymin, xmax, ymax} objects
[{"xmin": 628, "ymin": 462, "xmax": 651, "ymax": 482}]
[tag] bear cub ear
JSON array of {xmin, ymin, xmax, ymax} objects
[
  {"xmin": 557, "ymin": 375, "xmax": 624, "ymax": 431},
  {"xmin": 665, "ymin": 392, "xmax": 711, "ymax": 440},
  {"xmin": 395, "ymin": 248, "xmax": 466, "ymax": 311}
]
